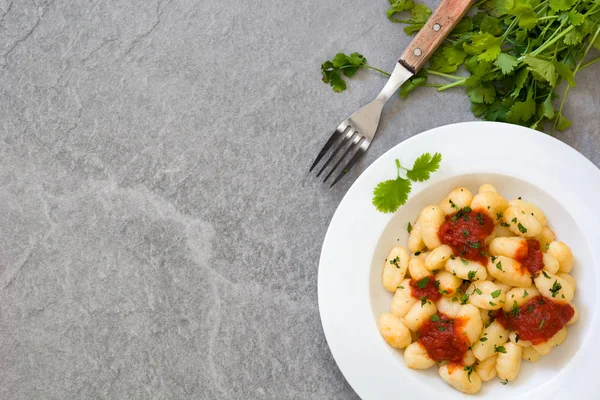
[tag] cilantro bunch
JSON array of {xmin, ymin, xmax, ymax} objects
[{"xmin": 320, "ymin": 0, "xmax": 600, "ymax": 131}]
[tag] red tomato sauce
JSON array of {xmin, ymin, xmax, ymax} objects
[
  {"xmin": 418, "ymin": 314, "xmax": 469, "ymax": 362},
  {"xmin": 437, "ymin": 208, "xmax": 494, "ymax": 264},
  {"xmin": 410, "ymin": 275, "xmax": 442, "ymax": 302},
  {"xmin": 515, "ymin": 239, "xmax": 544, "ymax": 274},
  {"xmin": 495, "ymin": 296, "xmax": 574, "ymax": 344}
]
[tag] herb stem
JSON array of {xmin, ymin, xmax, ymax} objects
[
  {"xmin": 426, "ymin": 70, "xmax": 463, "ymax": 80},
  {"xmin": 580, "ymin": 56, "xmax": 600, "ymax": 70},
  {"xmin": 501, "ymin": 17, "xmax": 519, "ymax": 41},
  {"xmin": 537, "ymin": 16, "xmax": 558, "ymax": 21},
  {"xmin": 364, "ymin": 65, "xmax": 391, "ymax": 76},
  {"xmin": 437, "ymin": 78, "xmax": 468, "ymax": 92},
  {"xmin": 554, "ymin": 26, "xmax": 600, "ymax": 130},
  {"xmin": 530, "ymin": 25, "xmax": 575, "ymax": 58}
]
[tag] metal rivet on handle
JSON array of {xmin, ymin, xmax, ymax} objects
[
  {"xmin": 413, "ymin": 48, "xmax": 422, "ymax": 56},
  {"xmin": 433, "ymin": 23, "xmax": 441, "ymax": 31}
]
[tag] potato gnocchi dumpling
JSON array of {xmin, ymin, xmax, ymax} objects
[{"xmin": 379, "ymin": 185, "xmax": 579, "ymax": 394}]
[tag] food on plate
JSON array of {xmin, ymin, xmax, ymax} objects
[{"xmin": 378, "ymin": 185, "xmax": 578, "ymax": 394}]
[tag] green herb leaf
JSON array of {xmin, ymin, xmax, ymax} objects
[
  {"xmin": 550, "ymin": 280, "xmax": 563, "ymax": 297},
  {"xmin": 417, "ymin": 276, "xmax": 430, "ymax": 289},
  {"xmin": 495, "ymin": 345, "xmax": 507, "ymax": 353},
  {"xmin": 430, "ymin": 313, "xmax": 441, "ymax": 322},
  {"xmin": 372, "ymin": 176, "xmax": 411, "ymax": 213},
  {"xmin": 524, "ymin": 55, "xmax": 556, "ymax": 87},
  {"xmin": 468, "ymin": 270, "xmax": 477, "ymax": 280},
  {"xmin": 518, "ymin": 223, "xmax": 527, "ymax": 234},
  {"xmin": 407, "ymin": 222, "xmax": 413, "ymax": 233},
  {"xmin": 386, "ymin": 0, "xmax": 415, "ymax": 22},
  {"xmin": 491, "ymin": 289, "xmax": 502, "ymax": 298},
  {"xmin": 494, "ymin": 53, "xmax": 519, "ymax": 75},
  {"xmin": 542, "ymin": 270, "xmax": 551, "ymax": 279},
  {"xmin": 399, "ymin": 70, "xmax": 428, "ymax": 98},
  {"xmin": 549, "ymin": 0, "xmax": 576, "ymax": 12},
  {"xmin": 406, "ymin": 152, "xmax": 443, "ymax": 182},
  {"xmin": 321, "ymin": 53, "xmax": 368, "ymax": 92}
]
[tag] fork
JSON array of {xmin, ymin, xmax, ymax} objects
[{"xmin": 310, "ymin": 0, "xmax": 473, "ymax": 187}]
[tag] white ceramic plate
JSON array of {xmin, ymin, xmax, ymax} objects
[{"xmin": 318, "ymin": 121, "xmax": 600, "ymax": 399}]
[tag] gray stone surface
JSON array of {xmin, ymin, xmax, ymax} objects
[{"xmin": 0, "ymin": 0, "xmax": 598, "ymax": 398}]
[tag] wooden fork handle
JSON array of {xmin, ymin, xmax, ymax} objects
[{"xmin": 399, "ymin": 0, "xmax": 473, "ymax": 73}]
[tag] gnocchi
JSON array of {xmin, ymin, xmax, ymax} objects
[{"xmin": 379, "ymin": 185, "xmax": 578, "ymax": 394}]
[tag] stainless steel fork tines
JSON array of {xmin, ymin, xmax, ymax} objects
[{"xmin": 309, "ymin": 63, "xmax": 413, "ymax": 187}]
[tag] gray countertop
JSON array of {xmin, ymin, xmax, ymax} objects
[{"xmin": 1, "ymin": 0, "xmax": 599, "ymax": 398}]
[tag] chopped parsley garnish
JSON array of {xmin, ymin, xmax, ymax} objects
[
  {"xmin": 501, "ymin": 379, "xmax": 508, "ymax": 385},
  {"xmin": 495, "ymin": 345, "xmax": 507, "ymax": 354},
  {"xmin": 468, "ymin": 270, "xmax": 477, "ymax": 280},
  {"xmin": 527, "ymin": 305, "xmax": 533, "ymax": 313},
  {"xmin": 477, "ymin": 213, "xmax": 485, "ymax": 225},
  {"xmin": 430, "ymin": 314, "xmax": 441, "ymax": 322},
  {"xmin": 496, "ymin": 261, "xmax": 503, "ymax": 271},
  {"xmin": 417, "ymin": 276, "xmax": 430, "ymax": 289},
  {"xmin": 474, "ymin": 287, "xmax": 483, "ymax": 295},
  {"xmin": 518, "ymin": 223, "xmax": 527, "ymax": 234},
  {"xmin": 397, "ymin": 285, "xmax": 404, "ymax": 289},
  {"xmin": 509, "ymin": 301, "xmax": 519, "ymax": 317},
  {"xmin": 496, "ymin": 212, "xmax": 503, "ymax": 220},
  {"xmin": 437, "ymin": 326, "xmax": 447, "ymax": 332},
  {"xmin": 538, "ymin": 318, "xmax": 546, "ymax": 331},
  {"xmin": 449, "ymin": 199, "xmax": 457, "ymax": 209},
  {"xmin": 523, "ymin": 290, "xmax": 528, "ymax": 298},
  {"xmin": 462, "ymin": 230, "xmax": 470, "ymax": 237},
  {"xmin": 390, "ymin": 256, "xmax": 401, "ymax": 268},
  {"xmin": 407, "ymin": 222, "xmax": 412, "ymax": 233},
  {"xmin": 439, "ymin": 289, "xmax": 449, "ymax": 295},
  {"xmin": 545, "ymin": 242, "xmax": 550, "ymax": 250},
  {"xmin": 538, "ymin": 298, "xmax": 545, "ymax": 305},
  {"xmin": 480, "ymin": 337, "xmax": 488, "ymax": 342},
  {"xmin": 450, "ymin": 255, "xmax": 456, "ymax": 260},
  {"xmin": 460, "ymin": 293, "xmax": 469, "ymax": 304},
  {"xmin": 542, "ymin": 270, "xmax": 551, "ymax": 279},
  {"xmin": 550, "ymin": 280, "xmax": 562, "ymax": 297},
  {"xmin": 463, "ymin": 365, "xmax": 474, "ymax": 382},
  {"xmin": 511, "ymin": 217, "xmax": 517, "ymax": 223},
  {"xmin": 419, "ymin": 296, "xmax": 427, "ymax": 307},
  {"xmin": 491, "ymin": 255, "xmax": 497, "ymax": 262},
  {"xmin": 501, "ymin": 222, "xmax": 510, "ymax": 227},
  {"xmin": 469, "ymin": 242, "xmax": 481, "ymax": 249},
  {"xmin": 414, "ymin": 251, "xmax": 422, "ymax": 256},
  {"xmin": 461, "ymin": 258, "xmax": 469, "ymax": 266},
  {"xmin": 433, "ymin": 280, "xmax": 440, "ymax": 288},
  {"xmin": 489, "ymin": 301, "xmax": 497, "ymax": 306},
  {"xmin": 463, "ymin": 206, "xmax": 472, "ymax": 213},
  {"xmin": 491, "ymin": 290, "xmax": 501, "ymax": 298}
]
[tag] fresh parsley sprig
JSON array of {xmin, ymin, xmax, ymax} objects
[{"xmin": 372, "ymin": 153, "xmax": 442, "ymax": 213}]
